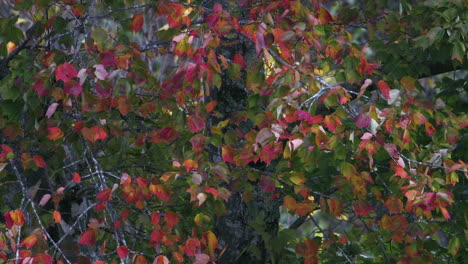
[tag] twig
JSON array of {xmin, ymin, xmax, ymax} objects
[
  {"xmin": 399, "ymin": 153, "xmax": 467, "ymax": 173},
  {"xmin": 309, "ymin": 215, "xmax": 355, "ymax": 264},
  {"xmin": 9, "ymin": 159, "xmax": 73, "ymax": 264}
]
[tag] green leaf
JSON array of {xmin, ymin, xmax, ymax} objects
[
  {"xmin": 451, "ymin": 41, "xmax": 465, "ymax": 63},
  {"xmin": 448, "ymin": 237, "xmax": 460, "ymax": 257}
]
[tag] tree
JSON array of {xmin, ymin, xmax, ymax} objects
[{"xmin": 0, "ymin": 0, "xmax": 467, "ymax": 263}]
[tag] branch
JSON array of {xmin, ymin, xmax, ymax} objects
[
  {"xmin": 9, "ymin": 159, "xmax": 73, "ymax": 264},
  {"xmin": 399, "ymin": 154, "xmax": 467, "ymax": 173}
]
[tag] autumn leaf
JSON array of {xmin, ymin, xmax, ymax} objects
[
  {"xmin": 327, "ymin": 198, "xmax": 343, "ymax": 217},
  {"xmin": 78, "ymin": 229, "xmax": 96, "ymax": 246},
  {"xmin": 205, "ymin": 231, "xmax": 218, "ymax": 260},
  {"xmin": 53, "ymin": 210, "xmax": 62, "ymax": 223},
  {"xmin": 20, "ymin": 234, "xmax": 38, "ymax": 248},
  {"xmin": 56, "ymin": 62, "xmax": 77, "ymax": 82},
  {"xmin": 183, "ymin": 159, "xmax": 198, "ymax": 172},
  {"xmin": 117, "ymin": 245, "xmax": 130, "ymax": 259},
  {"xmin": 188, "ymin": 115, "xmax": 206, "ymax": 132},
  {"xmin": 184, "ymin": 238, "xmax": 201, "ymax": 257},
  {"xmin": 47, "ymin": 127, "xmax": 64, "ymax": 141},
  {"xmin": 385, "ymin": 196, "xmax": 403, "ymax": 214},
  {"xmin": 377, "ymin": 80, "xmax": 391, "ymax": 99},
  {"xmin": 82, "ymin": 126, "xmax": 108, "ymax": 143},
  {"xmin": 354, "ymin": 113, "xmax": 371, "ymax": 129},
  {"xmin": 32, "ymin": 155, "xmax": 47, "ymax": 168},
  {"xmin": 165, "ymin": 211, "xmax": 179, "ymax": 228},
  {"xmin": 222, "ymin": 145, "xmax": 235, "ymax": 163},
  {"xmin": 96, "ymin": 188, "xmax": 112, "ymax": 202},
  {"xmin": 72, "ymin": 172, "xmax": 81, "ymax": 183},
  {"xmin": 130, "ymin": 14, "xmax": 144, "ymax": 32}
]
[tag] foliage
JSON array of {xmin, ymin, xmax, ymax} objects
[{"xmin": 0, "ymin": 0, "xmax": 467, "ymax": 263}]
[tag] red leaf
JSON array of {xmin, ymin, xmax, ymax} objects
[
  {"xmin": 117, "ymin": 245, "xmax": 130, "ymax": 259},
  {"xmin": 165, "ymin": 211, "xmax": 179, "ymax": 228},
  {"xmin": 33, "ymin": 155, "xmax": 47, "ymax": 168},
  {"xmin": 33, "ymin": 253, "xmax": 53, "ymax": 264},
  {"xmin": 72, "ymin": 172, "xmax": 81, "ymax": 183},
  {"xmin": 130, "ymin": 14, "xmax": 144, "ymax": 32},
  {"xmin": 33, "ymin": 80, "xmax": 48, "ymax": 97},
  {"xmin": 78, "ymin": 229, "xmax": 96, "ymax": 246},
  {"xmin": 63, "ymin": 80, "xmax": 83, "ymax": 96},
  {"xmin": 47, "ymin": 127, "xmax": 64, "ymax": 141},
  {"xmin": 0, "ymin": 145, "xmax": 13, "ymax": 162},
  {"xmin": 53, "ymin": 210, "xmax": 62, "ymax": 223},
  {"xmin": 260, "ymin": 176, "xmax": 275, "ymax": 193},
  {"xmin": 151, "ymin": 211, "xmax": 161, "ymax": 226},
  {"xmin": 353, "ymin": 199, "xmax": 374, "ymax": 217},
  {"xmin": 184, "ymin": 238, "xmax": 201, "ymax": 257},
  {"xmin": 425, "ymin": 122, "xmax": 435, "ymax": 136},
  {"xmin": 150, "ymin": 127, "xmax": 180, "ymax": 143},
  {"xmin": 377, "ymin": 80, "xmax": 391, "ymax": 99},
  {"xmin": 354, "ymin": 113, "xmax": 371, "ymax": 129},
  {"xmin": 96, "ymin": 188, "xmax": 112, "ymax": 202},
  {"xmin": 56, "ymin": 62, "xmax": 77, "ymax": 82},
  {"xmin": 259, "ymin": 142, "xmax": 283, "ymax": 164},
  {"xmin": 188, "ymin": 115, "xmax": 206, "ymax": 132},
  {"xmin": 222, "ymin": 145, "xmax": 235, "ymax": 163},
  {"xmin": 255, "ymin": 31, "xmax": 265, "ymax": 57},
  {"xmin": 20, "ymin": 234, "xmax": 38, "ymax": 248},
  {"xmin": 233, "ymin": 54, "xmax": 247, "ymax": 69}
]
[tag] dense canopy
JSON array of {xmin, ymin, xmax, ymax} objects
[{"xmin": 0, "ymin": 0, "xmax": 467, "ymax": 263}]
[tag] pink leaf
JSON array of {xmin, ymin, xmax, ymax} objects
[
  {"xmin": 56, "ymin": 62, "xmax": 77, "ymax": 82},
  {"xmin": 94, "ymin": 64, "xmax": 109, "ymax": 80},
  {"xmin": 354, "ymin": 113, "xmax": 371, "ymax": 128},
  {"xmin": 45, "ymin": 103, "xmax": 59, "ymax": 119},
  {"xmin": 39, "ymin": 194, "xmax": 52, "ymax": 206}
]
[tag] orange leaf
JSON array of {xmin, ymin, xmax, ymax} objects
[
  {"xmin": 206, "ymin": 101, "xmax": 218, "ymax": 113},
  {"xmin": 183, "ymin": 159, "xmax": 198, "ymax": 172},
  {"xmin": 20, "ymin": 235, "xmax": 38, "ymax": 248},
  {"xmin": 33, "ymin": 155, "xmax": 47, "ymax": 168},
  {"xmin": 47, "ymin": 127, "xmax": 64, "ymax": 141},
  {"xmin": 10, "ymin": 209, "xmax": 25, "ymax": 226},
  {"xmin": 154, "ymin": 255, "xmax": 169, "ymax": 264},
  {"xmin": 82, "ymin": 126, "xmax": 108, "ymax": 143},
  {"xmin": 385, "ymin": 196, "xmax": 403, "ymax": 214},
  {"xmin": 78, "ymin": 229, "xmax": 96, "ymax": 246},
  {"xmin": 394, "ymin": 165, "xmax": 409, "ymax": 179},
  {"xmin": 377, "ymin": 80, "xmax": 391, "ymax": 99},
  {"xmin": 135, "ymin": 255, "xmax": 147, "ymax": 264},
  {"xmin": 117, "ymin": 245, "xmax": 130, "ymax": 259},
  {"xmin": 53, "ymin": 210, "xmax": 62, "ymax": 223},
  {"xmin": 72, "ymin": 172, "xmax": 81, "ymax": 183},
  {"xmin": 130, "ymin": 14, "xmax": 144, "ymax": 32}
]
